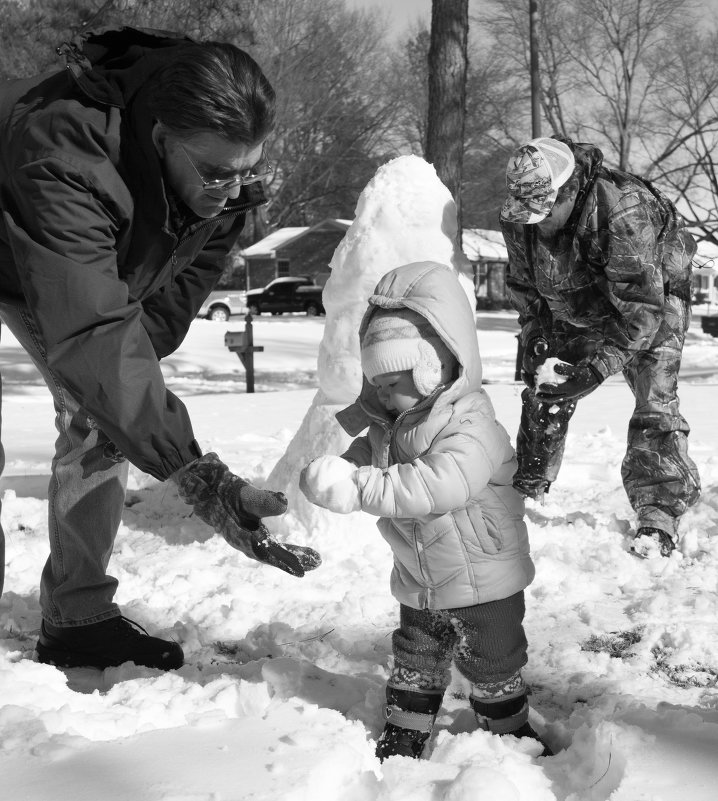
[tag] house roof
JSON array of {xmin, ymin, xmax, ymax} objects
[
  {"xmin": 241, "ymin": 219, "xmax": 351, "ymax": 257},
  {"xmin": 241, "ymin": 227, "xmax": 307, "ymax": 257}
]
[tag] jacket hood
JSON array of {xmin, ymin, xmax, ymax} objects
[
  {"xmin": 338, "ymin": 261, "xmax": 481, "ymax": 434},
  {"xmin": 556, "ymin": 136, "xmax": 604, "ymax": 220},
  {"xmin": 57, "ymin": 26, "xmax": 194, "ymax": 109}
]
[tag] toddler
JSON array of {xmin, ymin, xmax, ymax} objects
[{"xmin": 301, "ymin": 261, "xmax": 549, "ymax": 760}]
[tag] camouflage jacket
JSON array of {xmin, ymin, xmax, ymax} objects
[{"xmin": 500, "ymin": 141, "xmax": 696, "ymax": 380}]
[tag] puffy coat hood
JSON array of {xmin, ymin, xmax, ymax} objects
[
  {"xmin": 56, "ymin": 26, "xmax": 194, "ymax": 109},
  {"xmin": 338, "ymin": 261, "xmax": 482, "ymax": 435}
]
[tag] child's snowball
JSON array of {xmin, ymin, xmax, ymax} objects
[
  {"xmin": 303, "ymin": 455, "xmax": 360, "ymax": 514},
  {"xmin": 535, "ymin": 356, "xmax": 571, "ymax": 388}
]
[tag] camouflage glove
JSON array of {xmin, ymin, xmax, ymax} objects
[
  {"xmin": 174, "ymin": 453, "xmax": 321, "ymax": 577},
  {"xmin": 521, "ymin": 337, "xmax": 549, "ymax": 389},
  {"xmin": 535, "ymin": 362, "xmax": 603, "ymax": 403}
]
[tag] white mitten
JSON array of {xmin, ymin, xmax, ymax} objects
[{"xmin": 300, "ymin": 455, "xmax": 361, "ymax": 514}]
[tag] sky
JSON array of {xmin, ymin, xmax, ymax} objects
[{"xmin": 2, "ymin": 155, "xmax": 718, "ymax": 800}]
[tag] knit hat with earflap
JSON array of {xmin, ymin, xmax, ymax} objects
[{"xmin": 360, "ymin": 307, "xmax": 457, "ymax": 397}]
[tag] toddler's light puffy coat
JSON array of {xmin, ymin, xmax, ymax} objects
[{"xmin": 337, "ymin": 261, "xmax": 535, "ymax": 610}]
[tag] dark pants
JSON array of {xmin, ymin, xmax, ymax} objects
[
  {"xmin": 515, "ymin": 295, "xmax": 700, "ymax": 536},
  {"xmin": 389, "ymin": 592, "xmax": 528, "ymax": 695}
]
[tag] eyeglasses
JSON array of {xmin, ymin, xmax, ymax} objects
[{"xmin": 180, "ymin": 144, "xmax": 273, "ymax": 194}]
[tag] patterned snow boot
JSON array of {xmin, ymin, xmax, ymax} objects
[
  {"xmin": 470, "ymin": 692, "xmax": 553, "ymax": 757},
  {"xmin": 375, "ymin": 687, "xmax": 443, "ymax": 761}
]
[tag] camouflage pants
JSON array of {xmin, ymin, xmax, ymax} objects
[{"xmin": 515, "ymin": 295, "xmax": 701, "ymax": 536}]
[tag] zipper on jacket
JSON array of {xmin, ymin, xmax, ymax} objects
[
  {"xmin": 168, "ymin": 197, "xmax": 266, "ymax": 277},
  {"xmin": 413, "ymin": 521, "xmax": 430, "ymax": 584}
]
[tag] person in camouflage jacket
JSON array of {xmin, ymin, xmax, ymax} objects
[{"xmin": 499, "ymin": 136, "xmax": 700, "ymax": 558}]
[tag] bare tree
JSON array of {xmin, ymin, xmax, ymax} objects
[
  {"xmin": 249, "ymin": 0, "xmax": 398, "ymax": 228},
  {"xmin": 425, "ymin": 0, "xmax": 469, "ymax": 231},
  {"xmin": 484, "ymin": 0, "xmax": 698, "ymax": 170},
  {"xmin": 641, "ymin": 26, "xmax": 718, "ymax": 243}
]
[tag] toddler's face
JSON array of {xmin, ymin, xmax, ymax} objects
[{"xmin": 373, "ymin": 371, "xmax": 423, "ymax": 417}]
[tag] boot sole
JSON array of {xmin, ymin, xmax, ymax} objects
[
  {"xmin": 35, "ymin": 641, "xmax": 183, "ymax": 670},
  {"xmin": 35, "ymin": 642, "xmax": 122, "ymax": 670}
]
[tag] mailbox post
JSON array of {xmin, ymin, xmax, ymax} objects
[{"xmin": 224, "ymin": 313, "xmax": 264, "ymax": 393}]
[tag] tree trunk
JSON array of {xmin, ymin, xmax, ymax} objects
[
  {"xmin": 251, "ymin": 207, "xmax": 268, "ymax": 243},
  {"xmin": 425, "ymin": 0, "xmax": 469, "ymax": 238}
]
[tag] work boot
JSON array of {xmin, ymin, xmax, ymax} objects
[
  {"xmin": 631, "ymin": 526, "xmax": 676, "ymax": 559},
  {"xmin": 35, "ymin": 615, "xmax": 184, "ymax": 670},
  {"xmin": 375, "ymin": 687, "xmax": 443, "ymax": 761},
  {"xmin": 470, "ymin": 692, "xmax": 553, "ymax": 757}
]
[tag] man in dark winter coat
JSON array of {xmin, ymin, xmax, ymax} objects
[
  {"xmin": 500, "ymin": 135, "xmax": 700, "ymax": 559},
  {"xmin": 0, "ymin": 27, "xmax": 320, "ymax": 671}
]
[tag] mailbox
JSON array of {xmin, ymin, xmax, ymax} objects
[
  {"xmin": 224, "ymin": 331, "xmax": 247, "ymax": 350},
  {"xmin": 225, "ymin": 314, "xmax": 263, "ymax": 393}
]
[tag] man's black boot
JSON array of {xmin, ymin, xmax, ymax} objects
[
  {"xmin": 631, "ymin": 526, "xmax": 676, "ymax": 558},
  {"xmin": 471, "ymin": 692, "xmax": 553, "ymax": 757},
  {"xmin": 35, "ymin": 616, "xmax": 184, "ymax": 670},
  {"xmin": 375, "ymin": 687, "xmax": 443, "ymax": 761}
]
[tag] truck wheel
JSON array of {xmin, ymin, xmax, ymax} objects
[
  {"xmin": 209, "ymin": 305, "xmax": 230, "ymax": 322},
  {"xmin": 248, "ymin": 304, "xmax": 260, "ymax": 316},
  {"xmin": 305, "ymin": 303, "xmax": 320, "ymax": 317}
]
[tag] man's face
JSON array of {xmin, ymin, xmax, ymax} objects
[
  {"xmin": 536, "ymin": 192, "xmax": 577, "ymax": 237},
  {"xmin": 373, "ymin": 371, "xmax": 424, "ymax": 417},
  {"xmin": 153, "ymin": 126, "xmax": 266, "ymax": 218}
]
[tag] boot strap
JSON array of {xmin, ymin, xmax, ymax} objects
[
  {"xmin": 382, "ymin": 704, "xmax": 436, "ymax": 734},
  {"xmin": 473, "ymin": 701, "xmax": 529, "ymax": 735}
]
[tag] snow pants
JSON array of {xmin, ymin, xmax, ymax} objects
[
  {"xmin": 388, "ymin": 592, "xmax": 528, "ymax": 699},
  {"xmin": 0, "ymin": 304, "xmax": 127, "ymax": 625},
  {"xmin": 514, "ymin": 295, "xmax": 701, "ymax": 536}
]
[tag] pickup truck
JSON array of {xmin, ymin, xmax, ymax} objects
[{"xmin": 245, "ymin": 274, "xmax": 329, "ymax": 316}]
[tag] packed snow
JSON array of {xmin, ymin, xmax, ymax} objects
[{"xmin": 2, "ymin": 156, "xmax": 718, "ymax": 801}]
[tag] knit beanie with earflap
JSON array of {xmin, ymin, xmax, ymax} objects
[{"xmin": 360, "ymin": 307, "xmax": 457, "ymax": 397}]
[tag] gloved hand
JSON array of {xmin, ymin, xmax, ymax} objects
[
  {"xmin": 521, "ymin": 336, "xmax": 550, "ymax": 388},
  {"xmin": 174, "ymin": 452, "xmax": 321, "ymax": 577},
  {"xmin": 300, "ymin": 455, "xmax": 361, "ymax": 514},
  {"xmin": 535, "ymin": 362, "xmax": 603, "ymax": 403}
]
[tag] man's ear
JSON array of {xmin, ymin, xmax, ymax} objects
[{"xmin": 151, "ymin": 121, "xmax": 166, "ymax": 156}]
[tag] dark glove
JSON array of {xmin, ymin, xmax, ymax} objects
[
  {"xmin": 535, "ymin": 362, "xmax": 603, "ymax": 403},
  {"xmin": 521, "ymin": 336, "xmax": 550, "ymax": 388},
  {"xmin": 174, "ymin": 453, "xmax": 321, "ymax": 577}
]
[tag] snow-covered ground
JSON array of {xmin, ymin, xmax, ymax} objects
[{"xmin": 2, "ymin": 311, "xmax": 718, "ymax": 801}]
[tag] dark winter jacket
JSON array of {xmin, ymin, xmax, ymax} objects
[
  {"xmin": 0, "ymin": 28, "xmax": 266, "ymax": 480},
  {"xmin": 500, "ymin": 140, "xmax": 696, "ymax": 380},
  {"xmin": 336, "ymin": 261, "xmax": 534, "ymax": 610}
]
